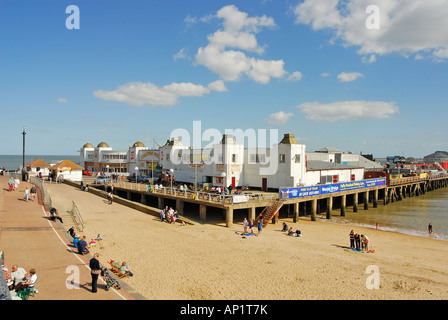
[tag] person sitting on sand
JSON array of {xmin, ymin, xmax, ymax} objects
[
  {"xmin": 282, "ymin": 222, "xmax": 289, "ymax": 232},
  {"xmin": 96, "ymin": 234, "xmax": 103, "ymax": 241},
  {"xmin": 67, "ymin": 226, "xmax": 76, "ymax": 238},
  {"xmin": 119, "ymin": 262, "xmax": 133, "ymax": 277},
  {"xmin": 77, "ymin": 236, "xmax": 90, "ymax": 255},
  {"xmin": 73, "ymin": 235, "xmax": 79, "ymax": 249},
  {"xmin": 288, "ymin": 227, "xmax": 301, "ymax": 237}
]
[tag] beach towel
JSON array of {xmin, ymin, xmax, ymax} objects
[
  {"xmin": 345, "ymin": 248, "xmax": 375, "ymax": 254},
  {"xmin": 235, "ymin": 231, "xmax": 257, "ymax": 239}
]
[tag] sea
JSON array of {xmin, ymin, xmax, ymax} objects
[
  {"xmin": 0, "ymin": 154, "xmax": 80, "ymax": 171},
  {"xmin": 1, "ymin": 154, "xmax": 447, "ymax": 241},
  {"xmin": 324, "ymin": 187, "xmax": 448, "ymax": 241}
]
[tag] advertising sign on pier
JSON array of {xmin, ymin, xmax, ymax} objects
[{"xmin": 280, "ymin": 178, "xmax": 386, "ymax": 199}]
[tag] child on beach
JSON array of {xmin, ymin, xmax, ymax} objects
[{"xmin": 24, "ymin": 187, "xmax": 30, "ymax": 201}]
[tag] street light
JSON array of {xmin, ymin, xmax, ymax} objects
[
  {"xmin": 221, "ymin": 172, "xmax": 226, "ymax": 204},
  {"xmin": 135, "ymin": 166, "xmax": 139, "ymax": 189},
  {"xmin": 169, "ymin": 168, "xmax": 174, "ymax": 193}
]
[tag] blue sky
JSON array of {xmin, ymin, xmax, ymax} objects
[{"xmin": 1, "ymin": 0, "xmax": 447, "ymax": 158}]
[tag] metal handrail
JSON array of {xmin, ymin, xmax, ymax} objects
[{"xmin": 70, "ymin": 201, "xmax": 84, "ymax": 232}]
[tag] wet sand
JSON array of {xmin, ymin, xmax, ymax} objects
[{"xmin": 46, "ymin": 181, "xmax": 448, "ymax": 300}]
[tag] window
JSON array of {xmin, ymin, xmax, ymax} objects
[
  {"xmin": 320, "ymin": 175, "xmax": 338, "ymax": 184},
  {"xmin": 279, "ymin": 154, "xmax": 286, "ymax": 163},
  {"xmin": 294, "ymin": 154, "xmax": 301, "ymax": 163},
  {"xmin": 232, "ymin": 154, "xmax": 237, "ymax": 163},
  {"xmin": 250, "ymin": 154, "xmax": 266, "ymax": 163}
]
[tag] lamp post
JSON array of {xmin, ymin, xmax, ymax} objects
[
  {"xmin": 169, "ymin": 168, "xmax": 174, "ymax": 193},
  {"xmin": 221, "ymin": 172, "xmax": 226, "ymax": 204},
  {"xmin": 22, "ymin": 126, "xmax": 26, "ymax": 181}
]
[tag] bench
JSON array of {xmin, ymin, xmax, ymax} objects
[{"xmin": 108, "ymin": 262, "xmax": 130, "ymax": 279}]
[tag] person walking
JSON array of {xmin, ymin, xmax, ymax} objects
[
  {"xmin": 24, "ymin": 187, "xmax": 30, "ymax": 201},
  {"xmin": 89, "ymin": 253, "xmax": 102, "ymax": 293},
  {"xmin": 428, "ymin": 223, "xmax": 433, "ymax": 236},
  {"xmin": 30, "ymin": 185, "xmax": 36, "ymax": 201}
]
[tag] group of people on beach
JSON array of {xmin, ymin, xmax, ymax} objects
[
  {"xmin": 349, "ymin": 230, "xmax": 370, "ymax": 251},
  {"xmin": 281, "ymin": 222, "xmax": 302, "ymax": 237},
  {"xmin": 67, "ymin": 225, "xmax": 103, "ymax": 256},
  {"xmin": 160, "ymin": 206, "xmax": 185, "ymax": 225},
  {"xmin": 242, "ymin": 217, "xmax": 263, "ymax": 236}
]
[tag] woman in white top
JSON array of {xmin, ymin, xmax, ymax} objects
[{"xmin": 15, "ymin": 268, "xmax": 37, "ymax": 292}]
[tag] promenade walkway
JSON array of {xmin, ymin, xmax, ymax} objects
[{"xmin": 0, "ymin": 175, "xmax": 135, "ymax": 300}]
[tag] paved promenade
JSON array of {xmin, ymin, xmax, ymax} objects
[{"xmin": 0, "ymin": 175, "xmax": 135, "ymax": 300}]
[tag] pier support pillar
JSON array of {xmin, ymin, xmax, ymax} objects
[
  {"xmin": 248, "ymin": 206, "xmax": 256, "ymax": 221},
  {"xmin": 373, "ymin": 189, "xmax": 378, "ymax": 208},
  {"xmin": 225, "ymin": 207, "xmax": 233, "ymax": 227},
  {"xmin": 363, "ymin": 192, "xmax": 369, "ymax": 210},
  {"xmin": 273, "ymin": 213, "xmax": 279, "ymax": 225},
  {"xmin": 158, "ymin": 197, "xmax": 164, "ymax": 209},
  {"xmin": 293, "ymin": 202, "xmax": 300, "ymax": 223},
  {"xmin": 127, "ymin": 191, "xmax": 132, "ymax": 200},
  {"xmin": 199, "ymin": 204, "xmax": 207, "ymax": 222},
  {"xmin": 326, "ymin": 196, "xmax": 333, "ymax": 219},
  {"xmin": 353, "ymin": 193, "xmax": 358, "ymax": 212},
  {"xmin": 311, "ymin": 199, "xmax": 317, "ymax": 221},
  {"xmin": 176, "ymin": 199, "xmax": 184, "ymax": 213},
  {"xmin": 340, "ymin": 195, "xmax": 346, "ymax": 217},
  {"xmin": 141, "ymin": 194, "xmax": 146, "ymax": 205}
]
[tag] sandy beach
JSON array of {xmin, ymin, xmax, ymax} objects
[{"xmin": 45, "ymin": 181, "xmax": 448, "ymax": 300}]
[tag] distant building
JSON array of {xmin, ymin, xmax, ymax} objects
[
  {"xmin": 50, "ymin": 160, "xmax": 84, "ymax": 182},
  {"xmin": 423, "ymin": 151, "xmax": 448, "ymax": 164},
  {"xmin": 80, "ymin": 141, "xmax": 158, "ymax": 177},
  {"xmin": 25, "ymin": 159, "xmax": 51, "ymax": 177},
  {"xmin": 307, "ymin": 147, "xmax": 383, "ymax": 170},
  {"xmin": 79, "ymin": 134, "xmax": 372, "ymax": 190}
]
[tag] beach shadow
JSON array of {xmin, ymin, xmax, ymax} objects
[
  {"xmin": 75, "ymin": 281, "xmax": 108, "ymax": 293},
  {"xmin": 332, "ymin": 244, "xmax": 352, "ymax": 250}
]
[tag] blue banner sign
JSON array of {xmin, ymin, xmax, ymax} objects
[{"xmin": 280, "ymin": 178, "xmax": 386, "ymax": 199}]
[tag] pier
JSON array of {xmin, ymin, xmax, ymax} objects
[{"xmin": 73, "ymin": 173, "xmax": 448, "ymax": 229}]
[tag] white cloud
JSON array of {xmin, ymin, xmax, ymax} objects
[
  {"xmin": 57, "ymin": 97, "xmax": 68, "ymax": 103},
  {"xmin": 286, "ymin": 71, "xmax": 303, "ymax": 81},
  {"xmin": 265, "ymin": 111, "xmax": 295, "ymax": 125},
  {"xmin": 337, "ymin": 72, "xmax": 364, "ymax": 82},
  {"xmin": 293, "ymin": 0, "xmax": 448, "ymax": 61},
  {"xmin": 173, "ymin": 48, "xmax": 188, "ymax": 61},
  {"xmin": 321, "ymin": 73, "xmax": 331, "ymax": 77},
  {"xmin": 362, "ymin": 54, "xmax": 377, "ymax": 64},
  {"xmin": 195, "ymin": 5, "xmax": 287, "ymax": 84},
  {"xmin": 184, "ymin": 15, "xmax": 197, "ymax": 28},
  {"xmin": 208, "ymin": 80, "xmax": 228, "ymax": 92},
  {"xmin": 93, "ymin": 81, "xmax": 219, "ymax": 107},
  {"xmin": 297, "ymin": 100, "xmax": 399, "ymax": 122}
]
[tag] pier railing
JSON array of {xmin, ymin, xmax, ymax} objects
[
  {"xmin": 389, "ymin": 173, "xmax": 447, "ymax": 186},
  {"xmin": 30, "ymin": 176, "xmax": 52, "ymax": 210},
  {"xmin": 107, "ymin": 181, "xmax": 279, "ymax": 205}
]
